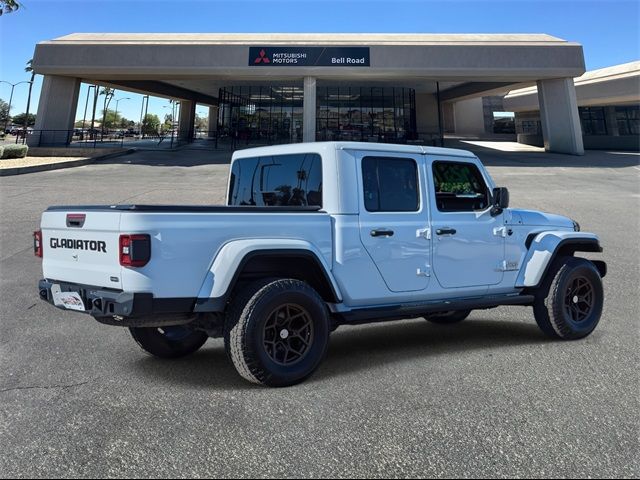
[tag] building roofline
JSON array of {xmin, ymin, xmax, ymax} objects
[
  {"xmin": 43, "ymin": 32, "xmax": 577, "ymax": 47},
  {"xmin": 505, "ymin": 61, "xmax": 640, "ymax": 98}
]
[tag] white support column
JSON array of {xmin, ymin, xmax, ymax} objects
[
  {"xmin": 303, "ymin": 77, "xmax": 316, "ymax": 143},
  {"xmin": 29, "ymin": 75, "xmax": 81, "ymax": 146},
  {"xmin": 537, "ymin": 78, "xmax": 584, "ymax": 155},
  {"xmin": 178, "ymin": 100, "xmax": 196, "ymax": 142}
]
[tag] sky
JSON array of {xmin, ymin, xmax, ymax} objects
[{"xmin": 0, "ymin": 0, "xmax": 638, "ymax": 124}]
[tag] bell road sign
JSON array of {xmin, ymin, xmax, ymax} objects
[{"xmin": 249, "ymin": 47, "xmax": 370, "ymax": 67}]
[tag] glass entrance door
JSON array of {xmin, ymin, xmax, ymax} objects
[
  {"xmin": 218, "ymin": 85, "xmax": 304, "ymax": 147},
  {"xmin": 316, "ymin": 86, "xmax": 416, "ymax": 143}
]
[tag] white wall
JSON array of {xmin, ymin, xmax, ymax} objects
[
  {"xmin": 452, "ymin": 97, "xmax": 485, "ymax": 135},
  {"xmin": 415, "ymin": 93, "xmax": 439, "ymax": 134}
]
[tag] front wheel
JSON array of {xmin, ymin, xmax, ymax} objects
[
  {"xmin": 130, "ymin": 326, "xmax": 208, "ymax": 359},
  {"xmin": 533, "ymin": 257, "xmax": 604, "ymax": 340},
  {"xmin": 224, "ymin": 279, "xmax": 330, "ymax": 387}
]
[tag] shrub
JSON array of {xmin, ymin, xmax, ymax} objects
[
  {"xmin": 0, "ymin": 146, "xmax": 4, "ymax": 159},
  {"xmin": 1, "ymin": 144, "xmax": 28, "ymax": 159}
]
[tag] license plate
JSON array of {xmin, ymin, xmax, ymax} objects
[{"xmin": 51, "ymin": 284, "xmax": 86, "ymax": 311}]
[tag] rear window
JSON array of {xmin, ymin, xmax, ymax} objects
[
  {"xmin": 228, "ymin": 153, "xmax": 322, "ymax": 207},
  {"xmin": 362, "ymin": 156, "xmax": 419, "ymax": 212}
]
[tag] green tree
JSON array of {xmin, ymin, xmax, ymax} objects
[
  {"xmin": 0, "ymin": 98, "xmax": 9, "ymax": 126},
  {"xmin": 195, "ymin": 113, "xmax": 208, "ymax": 131},
  {"xmin": 99, "ymin": 87, "xmax": 115, "ymax": 134},
  {"xmin": 0, "ymin": 0, "xmax": 20, "ymax": 15},
  {"xmin": 142, "ymin": 113, "xmax": 160, "ymax": 135},
  {"xmin": 162, "ymin": 113, "xmax": 174, "ymax": 132},
  {"xmin": 11, "ymin": 112, "xmax": 36, "ymax": 127},
  {"xmin": 101, "ymin": 109, "xmax": 124, "ymax": 130}
]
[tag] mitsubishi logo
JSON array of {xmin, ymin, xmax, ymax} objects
[{"xmin": 254, "ymin": 49, "xmax": 270, "ymax": 64}]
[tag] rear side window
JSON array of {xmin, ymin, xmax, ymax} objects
[
  {"xmin": 362, "ymin": 156, "xmax": 419, "ymax": 212},
  {"xmin": 228, "ymin": 153, "xmax": 322, "ymax": 206},
  {"xmin": 432, "ymin": 161, "xmax": 489, "ymax": 212}
]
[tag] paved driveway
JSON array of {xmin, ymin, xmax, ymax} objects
[{"xmin": 1, "ymin": 146, "xmax": 638, "ymax": 478}]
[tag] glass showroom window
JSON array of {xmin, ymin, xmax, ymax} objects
[
  {"xmin": 218, "ymin": 86, "xmax": 304, "ymax": 145},
  {"xmin": 615, "ymin": 106, "xmax": 639, "ymax": 136},
  {"xmin": 579, "ymin": 107, "xmax": 607, "ymax": 135},
  {"xmin": 316, "ymin": 87, "xmax": 416, "ymax": 143}
]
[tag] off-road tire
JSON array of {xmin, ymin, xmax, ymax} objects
[
  {"xmin": 533, "ymin": 256, "xmax": 604, "ymax": 340},
  {"xmin": 130, "ymin": 326, "xmax": 208, "ymax": 359},
  {"xmin": 425, "ymin": 310, "xmax": 471, "ymax": 324},
  {"xmin": 224, "ymin": 278, "xmax": 330, "ymax": 387}
]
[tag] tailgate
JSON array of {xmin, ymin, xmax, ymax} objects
[{"xmin": 41, "ymin": 210, "xmax": 123, "ymax": 289}]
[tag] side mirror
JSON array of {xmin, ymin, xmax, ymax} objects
[{"xmin": 491, "ymin": 187, "xmax": 509, "ymax": 215}]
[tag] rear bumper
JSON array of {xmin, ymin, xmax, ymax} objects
[
  {"xmin": 39, "ymin": 279, "xmax": 151, "ymax": 317},
  {"xmin": 38, "ymin": 279, "xmax": 198, "ymax": 320}
]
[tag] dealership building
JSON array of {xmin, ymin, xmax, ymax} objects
[
  {"xmin": 31, "ymin": 33, "xmax": 590, "ymax": 154},
  {"xmin": 504, "ymin": 61, "xmax": 639, "ymax": 151}
]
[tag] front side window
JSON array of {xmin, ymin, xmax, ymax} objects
[
  {"xmin": 432, "ymin": 161, "xmax": 490, "ymax": 212},
  {"xmin": 228, "ymin": 153, "xmax": 322, "ymax": 206},
  {"xmin": 362, "ymin": 156, "xmax": 419, "ymax": 212}
]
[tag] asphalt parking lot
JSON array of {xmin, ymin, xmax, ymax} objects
[{"xmin": 1, "ymin": 144, "xmax": 638, "ymax": 478}]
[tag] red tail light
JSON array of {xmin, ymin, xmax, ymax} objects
[
  {"xmin": 34, "ymin": 230, "xmax": 43, "ymax": 258},
  {"xmin": 119, "ymin": 234, "xmax": 151, "ymax": 267}
]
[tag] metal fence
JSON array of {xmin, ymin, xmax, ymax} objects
[
  {"xmin": 6, "ymin": 129, "xmax": 189, "ymax": 150},
  {"xmin": 209, "ymin": 130, "xmax": 444, "ymax": 151},
  {"xmin": 3, "ymin": 128, "xmax": 444, "ymax": 151}
]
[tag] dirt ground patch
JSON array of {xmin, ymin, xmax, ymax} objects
[{"xmin": 0, "ymin": 156, "xmax": 90, "ymax": 169}]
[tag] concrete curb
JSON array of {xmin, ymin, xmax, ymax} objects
[{"xmin": 0, "ymin": 148, "xmax": 137, "ymax": 176}]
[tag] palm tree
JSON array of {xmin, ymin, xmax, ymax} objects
[
  {"xmin": 0, "ymin": 0, "xmax": 21, "ymax": 16},
  {"xmin": 23, "ymin": 59, "xmax": 35, "ymax": 136},
  {"xmin": 99, "ymin": 87, "xmax": 115, "ymax": 137}
]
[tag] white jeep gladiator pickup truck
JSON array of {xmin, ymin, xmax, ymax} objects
[{"xmin": 36, "ymin": 142, "xmax": 606, "ymax": 387}]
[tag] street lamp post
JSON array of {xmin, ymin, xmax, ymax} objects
[
  {"xmin": 81, "ymin": 85, "xmax": 96, "ymax": 141},
  {"xmin": 114, "ymin": 97, "xmax": 130, "ymax": 146},
  {"xmin": 163, "ymin": 101, "xmax": 177, "ymax": 148},
  {"xmin": 172, "ymin": 101, "xmax": 177, "ymax": 147},
  {"xmin": 139, "ymin": 95, "xmax": 148, "ymax": 139},
  {"xmin": 89, "ymin": 87, "xmax": 99, "ymax": 144},
  {"xmin": 0, "ymin": 80, "xmax": 32, "ymax": 134}
]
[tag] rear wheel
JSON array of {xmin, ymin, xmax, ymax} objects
[
  {"xmin": 533, "ymin": 257, "xmax": 604, "ymax": 339},
  {"xmin": 130, "ymin": 326, "xmax": 208, "ymax": 359},
  {"xmin": 425, "ymin": 310, "xmax": 471, "ymax": 324},
  {"xmin": 224, "ymin": 278, "xmax": 330, "ymax": 387}
]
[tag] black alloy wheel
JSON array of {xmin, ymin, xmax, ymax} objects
[
  {"xmin": 263, "ymin": 303, "xmax": 314, "ymax": 366},
  {"xmin": 224, "ymin": 278, "xmax": 330, "ymax": 387},
  {"xmin": 533, "ymin": 256, "xmax": 604, "ymax": 340},
  {"xmin": 564, "ymin": 275, "xmax": 595, "ymax": 322}
]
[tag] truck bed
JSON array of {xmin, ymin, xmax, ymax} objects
[{"xmin": 41, "ymin": 205, "xmax": 332, "ymax": 299}]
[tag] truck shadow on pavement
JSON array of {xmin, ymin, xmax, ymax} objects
[
  {"xmin": 128, "ymin": 318, "xmax": 552, "ymax": 389},
  {"xmin": 313, "ymin": 318, "xmax": 550, "ymax": 383}
]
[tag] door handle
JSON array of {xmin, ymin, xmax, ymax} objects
[
  {"xmin": 370, "ymin": 229, "xmax": 395, "ymax": 237},
  {"xmin": 436, "ymin": 228, "xmax": 457, "ymax": 235}
]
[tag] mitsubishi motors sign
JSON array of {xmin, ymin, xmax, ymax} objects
[{"xmin": 249, "ymin": 47, "xmax": 370, "ymax": 67}]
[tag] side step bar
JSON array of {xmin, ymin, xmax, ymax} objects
[{"xmin": 335, "ymin": 294, "xmax": 535, "ymax": 325}]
